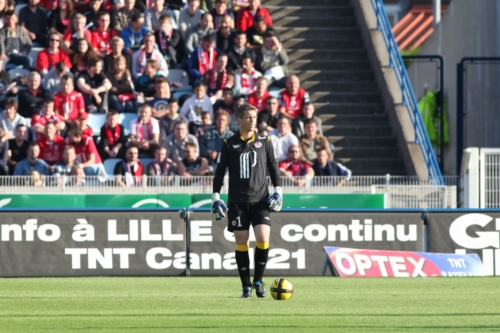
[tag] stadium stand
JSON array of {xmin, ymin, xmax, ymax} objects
[{"xmin": 0, "ymin": 0, "xmax": 414, "ymax": 184}]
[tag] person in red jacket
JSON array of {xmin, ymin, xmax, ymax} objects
[
  {"xmin": 246, "ymin": 76, "xmax": 270, "ymax": 111},
  {"xmin": 75, "ymin": 112, "xmax": 93, "ymax": 137},
  {"xmin": 236, "ymin": 0, "xmax": 272, "ymax": 32},
  {"xmin": 278, "ymin": 75, "xmax": 310, "ymax": 119},
  {"xmin": 37, "ymin": 121, "xmax": 66, "ymax": 168},
  {"xmin": 278, "ymin": 144, "xmax": 314, "ymax": 187},
  {"xmin": 66, "ymin": 125, "xmax": 103, "ymax": 176},
  {"xmin": 54, "ymin": 75, "xmax": 86, "ymax": 122},
  {"xmin": 62, "ymin": 13, "xmax": 93, "ymax": 54},
  {"xmin": 36, "ymin": 32, "xmax": 73, "ymax": 77},
  {"xmin": 91, "ymin": 12, "xmax": 118, "ymax": 58},
  {"xmin": 31, "ymin": 98, "xmax": 66, "ymax": 139}
]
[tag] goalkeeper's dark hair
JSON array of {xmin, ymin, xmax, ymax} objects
[{"xmin": 235, "ymin": 104, "xmax": 257, "ymax": 119}]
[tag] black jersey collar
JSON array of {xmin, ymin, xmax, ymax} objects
[{"xmin": 238, "ymin": 130, "xmax": 257, "ymax": 144}]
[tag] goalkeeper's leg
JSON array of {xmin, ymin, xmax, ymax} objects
[
  {"xmin": 234, "ymin": 231, "xmax": 252, "ymax": 298},
  {"xmin": 228, "ymin": 204, "xmax": 253, "ymax": 297},
  {"xmin": 252, "ymin": 210, "xmax": 271, "ymax": 298},
  {"xmin": 253, "ymin": 224, "xmax": 270, "ymax": 284}
]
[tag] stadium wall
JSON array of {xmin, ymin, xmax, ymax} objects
[
  {"xmin": 411, "ymin": 0, "xmax": 500, "ymax": 175},
  {"xmin": 1, "ymin": 208, "xmax": 499, "ymax": 277}
]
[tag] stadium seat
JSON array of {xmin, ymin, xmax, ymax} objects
[
  {"xmin": 167, "ymin": 69, "xmax": 191, "ymax": 91},
  {"xmin": 173, "ymin": 91, "xmax": 192, "ymax": 100},
  {"xmin": 119, "ymin": 113, "xmax": 137, "ymax": 136},
  {"xmin": 8, "ymin": 68, "xmax": 30, "ymax": 81},
  {"xmin": 28, "ymin": 47, "xmax": 43, "ymax": 65},
  {"xmin": 174, "ymin": 92, "xmax": 193, "ymax": 107},
  {"xmin": 141, "ymin": 158, "xmax": 154, "ymax": 167},
  {"xmin": 167, "ymin": 69, "xmax": 184, "ymax": 82},
  {"xmin": 102, "ymin": 158, "xmax": 121, "ymax": 181},
  {"xmin": 269, "ymin": 88, "xmax": 283, "ymax": 98},
  {"xmin": 88, "ymin": 113, "xmax": 107, "ymax": 136},
  {"xmin": 14, "ymin": 4, "xmax": 26, "ymax": 16}
]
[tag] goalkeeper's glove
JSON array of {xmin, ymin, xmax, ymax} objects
[
  {"xmin": 267, "ymin": 186, "xmax": 283, "ymax": 212},
  {"xmin": 211, "ymin": 193, "xmax": 228, "ymax": 220}
]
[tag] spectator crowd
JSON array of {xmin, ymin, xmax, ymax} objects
[{"xmin": 0, "ymin": 0, "xmax": 351, "ymax": 186}]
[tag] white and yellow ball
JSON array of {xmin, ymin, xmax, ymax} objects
[{"xmin": 270, "ymin": 278, "xmax": 294, "ymax": 300}]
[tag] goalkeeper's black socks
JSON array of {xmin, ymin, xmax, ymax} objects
[
  {"xmin": 253, "ymin": 242, "xmax": 269, "ymax": 283},
  {"xmin": 235, "ymin": 245, "xmax": 251, "ymax": 288}
]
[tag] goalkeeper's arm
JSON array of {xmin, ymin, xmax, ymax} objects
[
  {"xmin": 265, "ymin": 137, "xmax": 281, "ymax": 188},
  {"xmin": 212, "ymin": 140, "xmax": 230, "ymax": 220},
  {"xmin": 266, "ymin": 137, "xmax": 282, "ymax": 212},
  {"xmin": 213, "ymin": 139, "xmax": 230, "ymax": 194}
]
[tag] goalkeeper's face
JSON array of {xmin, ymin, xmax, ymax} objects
[{"xmin": 238, "ymin": 109, "xmax": 257, "ymax": 133}]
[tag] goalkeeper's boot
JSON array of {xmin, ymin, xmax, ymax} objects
[
  {"xmin": 253, "ymin": 281, "xmax": 266, "ymax": 298},
  {"xmin": 241, "ymin": 286, "xmax": 252, "ymax": 298}
]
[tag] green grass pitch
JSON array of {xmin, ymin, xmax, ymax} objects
[{"xmin": 0, "ymin": 277, "xmax": 499, "ymax": 332}]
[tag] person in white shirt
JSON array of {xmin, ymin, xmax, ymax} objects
[
  {"xmin": 269, "ymin": 115, "xmax": 299, "ymax": 162},
  {"xmin": 162, "ymin": 120, "xmax": 199, "ymax": 162},
  {"xmin": 180, "ymin": 82, "xmax": 214, "ymax": 125},
  {"xmin": 233, "ymin": 55, "xmax": 262, "ymax": 97},
  {"xmin": 131, "ymin": 32, "xmax": 169, "ymax": 79},
  {"xmin": 129, "ymin": 104, "xmax": 160, "ymax": 157},
  {"xmin": 0, "ymin": 98, "xmax": 30, "ymax": 141}
]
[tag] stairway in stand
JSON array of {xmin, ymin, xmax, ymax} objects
[{"xmin": 262, "ymin": 0, "xmax": 406, "ymax": 175}]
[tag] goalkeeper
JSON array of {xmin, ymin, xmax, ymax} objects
[{"xmin": 212, "ymin": 104, "xmax": 282, "ymax": 299}]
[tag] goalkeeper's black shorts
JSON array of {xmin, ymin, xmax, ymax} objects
[{"xmin": 227, "ymin": 202, "xmax": 271, "ymax": 232}]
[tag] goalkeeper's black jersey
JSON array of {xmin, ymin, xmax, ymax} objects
[{"xmin": 213, "ymin": 131, "xmax": 281, "ymax": 204}]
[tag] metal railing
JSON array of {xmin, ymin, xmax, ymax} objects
[
  {"xmin": 371, "ymin": 0, "xmax": 443, "ymax": 184},
  {"xmin": 479, "ymin": 149, "xmax": 500, "ymax": 209},
  {"xmin": 0, "ymin": 175, "xmax": 459, "ymax": 208},
  {"xmin": 460, "ymin": 148, "xmax": 500, "ymax": 209}
]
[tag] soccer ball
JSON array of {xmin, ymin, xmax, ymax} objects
[{"xmin": 270, "ymin": 278, "xmax": 294, "ymax": 300}]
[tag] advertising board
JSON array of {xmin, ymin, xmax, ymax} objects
[
  {"xmin": 187, "ymin": 210, "xmax": 424, "ymax": 276},
  {"xmin": 0, "ymin": 210, "xmax": 186, "ymax": 277},
  {"xmin": 324, "ymin": 247, "xmax": 485, "ymax": 277},
  {"xmin": 427, "ymin": 211, "xmax": 500, "ymax": 276}
]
